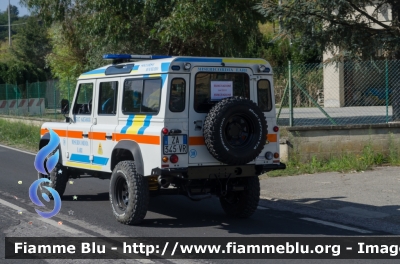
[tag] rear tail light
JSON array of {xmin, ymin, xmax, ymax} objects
[
  {"xmin": 162, "ymin": 127, "xmax": 169, "ymax": 135},
  {"xmin": 162, "ymin": 156, "xmax": 169, "ymax": 163},
  {"xmin": 273, "ymin": 126, "xmax": 279, "ymax": 132},
  {"xmin": 170, "ymin": 154, "xmax": 179, "ymax": 163}
]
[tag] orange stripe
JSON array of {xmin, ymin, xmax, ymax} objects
[
  {"xmin": 40, "ymin": 128, "xmax": 47, "ymax": 136},
  {"xmin": 68, "ymin": 130, "xmax": 83, "ymax": 139},
  {"xmin": 267, "ymin": 134, "xmax": 277, "ymax": 142},
  {"xmin": 40, "ymin": 128, "xmax": 67, "ymax": 137},
  {"xmin": 114, "ymin": 134, "xmax": 160, "ymax": 145},
  {"xmin": 189, "ymin": 137, "xmax": 205, "ymax": 145},
  {"xmin": 89, "ymin": 132, "xmax": 106, "ymax": 140}
]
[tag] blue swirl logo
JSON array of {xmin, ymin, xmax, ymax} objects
[{"xmin": 30, "ymin": 129, "xmax": 62, "ymax": 218}]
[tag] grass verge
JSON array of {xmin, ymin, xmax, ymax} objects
[
  {"xmin": 266, "ymin": 137, "xmax": 400, "ymax": 177},
  {"xmin": 0, "ymin": 119, "xmax": 40, "ymax": 153}
]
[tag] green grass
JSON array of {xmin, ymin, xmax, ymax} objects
[
  {"xmin": 266, "ymin": 139, "xmax": 400, "ymax": 177},
  {"xmin": 0, "ymin": 119, "xmax": 40, "ymax": 152}
]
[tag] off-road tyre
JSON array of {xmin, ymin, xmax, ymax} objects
[
  {"xmin": 38, "ymin": 163, "xmax": 68, "ymax": 198},
  {"xmin": 219, "ymin": 176, "xmax": 260, "ymax": 218},
  {"xmin": 110, "ymin": 160, "xmax": 149, "ymax": 225},
  {"xmin": 203, "ymin": 96, "xmax": 267, "ymax": 165}
]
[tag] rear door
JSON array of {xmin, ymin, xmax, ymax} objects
[{"xmin": 188, "ymin": 67, "xmax": 254, "ymax": 165}]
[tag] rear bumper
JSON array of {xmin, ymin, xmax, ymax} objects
[
  {"xmin": 151, "ymin": 162, "xmax": 286, "ymax": 179},
  {"xmin": 262, "ymin": 162, "xmax": 286, "ymax": 172}
]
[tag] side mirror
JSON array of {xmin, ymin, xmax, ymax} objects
[{"xmin": 61, "ymin": 99, "xmax": 69, "ymax": 114}]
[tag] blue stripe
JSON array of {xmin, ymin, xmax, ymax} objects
[
  {"xmin": 161, "ymin": 74, "xmax": 167, "ymax": 88},
  {"xmin": 131, "ymin": 65, "xmax": 139, "ymax": 71},
  {"xmin": 70, "ymin": 154, "xmax": 90, "ymax": 163},
  {"xmin": 137, "ymin": 115, "xmax": 152, "ymax": 135},
  {"xmin": 163, "ymin": 136, "xmax": 168, "ymax": 145},
  {"xmin": 93, "ymin": 156, "xmax": 109, "ymax": 166},
  {"xmin": 183, "ymin": 135, "xmax": 187, "ymax": 144},
  {"xmin": 174, "ymin": 58, "xmax": 222, "ymax": 63},
  {"xmin": 81, "ymin": 68, "xmax": 106, "ymax": 75},
  {"xmin": 121, "ymin": 115, "xmax": 135, "ymax": 134},
  {"xmin": 161, "ymin": 62, "xmax": 170, "ymax": 72},
  {"xmin": 143, "ymin": 74, "xmax": 150, "ymax": 78}
]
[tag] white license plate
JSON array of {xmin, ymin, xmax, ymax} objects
[{"xmin": 163, "ymin": 135, "xmax": 188, "ymax": 154}]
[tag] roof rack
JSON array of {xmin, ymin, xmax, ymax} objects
[{"xmin": 103, "ymin": 54, "xmax": 172, "ymax": 62}]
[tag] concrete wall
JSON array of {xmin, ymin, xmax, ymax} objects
[{"xmin": 284, "ymin": 123, "xmax": 400, "ymax": 162}]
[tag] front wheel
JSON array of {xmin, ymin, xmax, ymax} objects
[
  {"xmin": 109, "ymin": 160, "xmax": 149, "ymax": 225},
  {"xmin": 219, "ymin": 176, "xmax": 260, "ymax": 218},
  {"xmin": 38, "ymin": 163, "xmax": 68, "ymax": 198}
]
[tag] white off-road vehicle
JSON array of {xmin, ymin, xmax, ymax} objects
[{"xmin": 38, "ymin": 54, "xmax": 286, "ymax": 225}]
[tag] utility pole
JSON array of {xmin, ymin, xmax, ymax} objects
[{"xmin": 8, "ymin": 0, "xmax": 11, "ymax": 46}]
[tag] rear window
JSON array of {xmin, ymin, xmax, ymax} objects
[{"xmin": 194, "ymin": 72, "xmax": 250, "ymax": 113}]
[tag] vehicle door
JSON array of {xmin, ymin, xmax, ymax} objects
[
  {"xmin": 188, "ymin": 67, "xmax": 254, "ymax": 165},
  {"xmin": 90, "ymin": 78, "xmax": 119, "ymax": 172},
  {"xmin": 66, "ymin": 81, "xmax": 95, "ymax": 170}
]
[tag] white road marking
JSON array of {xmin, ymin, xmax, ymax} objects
[
  {"xmin": 257, "ymin": 206, "xmax": 269, "ymax": 210},
  {"xmin": 37, "ymin": 217, "xmax": 81, "ymax": 234},
  {"xmin": 0, "ymin": 198, "xmax": 27, "ymax": 212},
  {"xmin": 300, "ymin": 217, "xmax": 372, "ymax": 234},
  {"xmin": 0, "ymin": 144, "xmax": 35, "ymax": 156},
  {"xmin": 0, "ymin": 198, "xmax": 81, "ymax": 234}
]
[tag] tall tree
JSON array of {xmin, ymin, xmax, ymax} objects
[
  {"xmin": 21, "ymin": 0, "xmax": 266, "ymax": 71},
  {"xmin": 255, "ymin": 1, "xmax": 400, "ymax": 60},
  {"xmin": 0, "ymin": 5, "xmax": 20, "ymax": 41},
  {"xmin": 0, "ymin": 16, "xmax": 51, "ymax": 84}
]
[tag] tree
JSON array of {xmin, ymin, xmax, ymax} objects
[
  {"xmin": 0, "ymin": 5, "xmax": 20, "ymax": 41},
  {"xmin": 0, "ymin": 16, "xmax": 51, "ymax": 84},
  {"xmin": 255, "ymin": 1, "xmax": 400, "ymax": 60},
  {"xmin": 21, "ymin": 0, "xmax": 266, "ymax": 73}
]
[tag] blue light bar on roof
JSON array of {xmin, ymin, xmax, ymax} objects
[{"xmin": 103, "ymin": 54, "xmax": 172, "ymax": 60}]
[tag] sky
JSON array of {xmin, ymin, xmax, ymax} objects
[{"xmin": 0, "ymin": 0, "xmax": 30, "ymax": 17}]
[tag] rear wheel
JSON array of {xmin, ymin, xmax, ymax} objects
[
  {"xmin": 219, "ymin": 176, "xmax": 260, "ymax": 218},
  {"xmin": 109, "ymin": 160, "xmax": 149, "ymax": 225}
]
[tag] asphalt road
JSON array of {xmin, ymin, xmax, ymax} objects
[{"xmin": 0, "ymin": 145, "xmax": 396, "ymax": 264}]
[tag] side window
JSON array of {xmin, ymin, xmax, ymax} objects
[
  {"xmin": 98, "ymin": 81, "xmax": 118, "ymax": 115},
  {"xmin": 73, "ymin": 83, "xmax": 93, "ymax": 115},
  {"xmin": 122, "ymin": 78, "xmax": 161, "ymax": 114},
  {"xmin": 122, "ymin": 79, "xmax": 142, "ymax": 114},
  {"xmin": 142, "ymin": 79, "xmax": 161, "ymax": 113},
  {"xmin": 257, "ymin": 79, "xmax": 272, "ymax": 112},
  {"xmin": 169, "ymin": 78, "xmax": 186, "ymax": 112}
]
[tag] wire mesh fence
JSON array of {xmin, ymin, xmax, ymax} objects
[
  {"xmin": 276, "ymin": 59, "xmax": 400, "ymax": 126},
  {"xmin": 0, "ymin": 60, "xmax": 400, "ymax": 125},
  {"xmin": 0, "ymin": 80, "xmax": 76, "ymax": 120}
]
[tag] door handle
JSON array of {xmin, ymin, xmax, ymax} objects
[
  {"xmin": 83, "ymin": 133, "xmax": 88, "ymax": 138},
  {"xmin": 105, "ymin": 135, "xmax": 112, "ymax": 140},
  {"xmin": 194, "ymin": 120, "xmax": 202, "ymax": 131}
]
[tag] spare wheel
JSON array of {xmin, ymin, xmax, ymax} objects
[{"xmin": 203, "ymin": 96, "xmax": 267, "ymax": 165}]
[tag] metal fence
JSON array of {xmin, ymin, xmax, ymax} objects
[
  {"xmin": 0, "ymin": 80, "xmax": 76, "ymax": 120},
  {"xmin": 0, "ymin": 60, "xmax": 399, "ymax": 125},
  {"xmin": 276, "ymin": 60, "xmax": 400, "ymax": 126}
]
